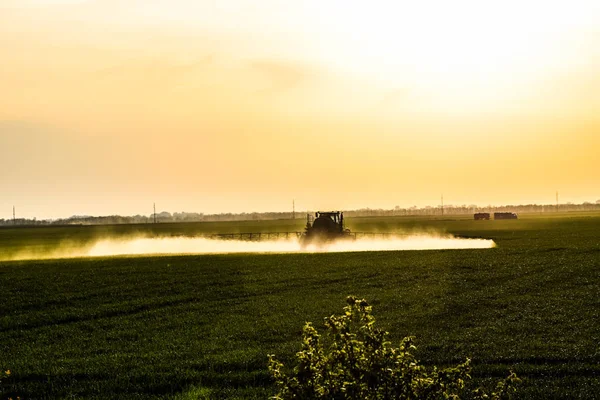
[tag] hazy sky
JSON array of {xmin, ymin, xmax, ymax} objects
[{"xmin": 1, "ymin": 0, "xmax": 599, "ymax": 218}]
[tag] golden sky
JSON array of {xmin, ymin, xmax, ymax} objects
[{"xmin": 1, "ymin": 0, "xmax": 599, "ymax": 218}]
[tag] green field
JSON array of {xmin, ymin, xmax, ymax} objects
[{"xmin": 1, "ymin": 212, "xmax": 599, "ymax": 398}]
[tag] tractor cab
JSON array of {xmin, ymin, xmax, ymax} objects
[
  {"xmin": 303, "ymin": 211, "xmax": 350, "ymax": 244},
  {"xmin": 312, "ymin": 211, "xmax": 344, "ymax": 232}
]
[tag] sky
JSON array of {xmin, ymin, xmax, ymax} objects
[{"xmin": 1, "ymin": 0, "xmax": 599, "ymax": 219}]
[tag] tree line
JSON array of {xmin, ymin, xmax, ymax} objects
[{"xmin": 2, "ymin": 201, "xmax": 599, "ymax": 226}]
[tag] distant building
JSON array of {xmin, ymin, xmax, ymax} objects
[
  {"xmin": 494, "ymin": 212, "xmax": 518, "ymax": 220},
  {"xmin": 474, "ymin": 213, "xmax": 490, "ymax": 220}
]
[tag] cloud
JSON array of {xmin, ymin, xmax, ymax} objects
[
  {"xmin": 249, "ymin": 59, "xmax": 315, "ymax": 93},
  {"xmin": 92, "ymin": 55, "xmax": 216, "ymax": 93}
]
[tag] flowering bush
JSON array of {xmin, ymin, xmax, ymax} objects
[{"xmin": 268, "ymin": 296, "xmax": 519, "ymax": 399}]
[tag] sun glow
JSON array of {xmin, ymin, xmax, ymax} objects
[{"xmin": 307, "ymin": 1, "xmax": 599, "ymax": 113}]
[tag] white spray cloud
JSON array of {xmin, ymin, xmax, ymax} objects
[{"xmin": 1, "ymin": 235, "xmax": 495, "ymax": 261}]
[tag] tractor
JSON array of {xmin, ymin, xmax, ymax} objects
[{"xmin": 302, "ymin": 211, "xmax": 353, "ymax": 245}]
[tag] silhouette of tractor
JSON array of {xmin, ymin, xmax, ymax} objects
[{"xmin": 302, "ymin": 211, "xmax": 352, "ymax": 245}]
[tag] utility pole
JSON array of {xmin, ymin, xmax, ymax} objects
[
  {"xmin": 293, "ymin": 199, "xmax": 295, "ymax": 220},
  {"xmin": 13, "ymin": 206, "xmax": 16, "ymax": 225},
  {"xmin": 556, "ymin": 191, "xmax": 559, "ymax": 212},
  {"xmin": 441, "ymin": 194, "xmax": 444, "ymax": 216},
  {"xmin": 153, "ymin": 203, "xmax": 157, "ymax": 224}
]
